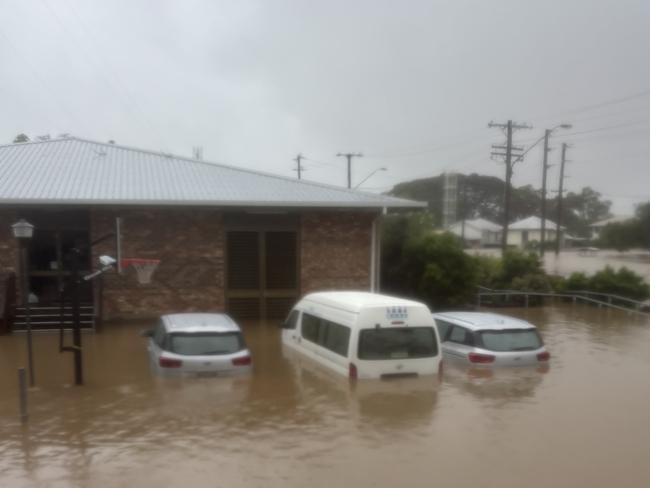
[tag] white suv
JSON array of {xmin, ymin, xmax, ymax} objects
[
  {"xmin": 433, "ymin": 312, "xmax": 550, "ymax": 367},
  {"xmin": 145, "ymin": 313, "xmax": 252, "ymax": 377}
]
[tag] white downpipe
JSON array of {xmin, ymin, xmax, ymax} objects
[
  {"xmin": 370, "ymin": 216, "xmax": 377, "ymax": 292},
  {"xmin": 370, "ymin": 209, "xmax": 384, "ymax": 293}
]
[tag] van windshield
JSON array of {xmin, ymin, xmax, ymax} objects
[
  {"xmin": 358, "ymin": 327, "xmax": 437, "ymax": 360},
  {"xmin": 477, "ymin": 329, "xmax": 542, "ymax": 352},
  {"xmin": 169, "ymin": 332, "xmax": 244, "ymax": 356}
]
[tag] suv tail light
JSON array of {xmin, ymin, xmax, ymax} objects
[
  {"xmin": 232, "ymin": 355, "xmax": 252, "ymax": 366},
  {"xmin": 537, "ymin": 351, "xmax": 550, "ymax": 361},
  {"xmin": 349, "ymin": 362, "xmax": 358, "ymax": 379},
  {"xmin": 159, "ymin": 356, "xmax": 182, "ymax": 368},
  {"xmin": 468, "ymin": 352, "xmax": 496, "ymax": 364}
]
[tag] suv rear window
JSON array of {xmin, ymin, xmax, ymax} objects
[
  {"xmin": 169, "ymin": 332, "xmax": 244, "ymax": 356},
  {"xmin": 358, "ymin": 327, "xmax": 438, "ymax": 360},
  {"xmin": 477, "ymin": 329, "xmax": 542, "ymax": 352}
]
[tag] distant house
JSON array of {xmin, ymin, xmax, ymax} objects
[
  {"xmin": 446, "ymin": 218, "xmax": 501, "ymax": 247},
  {"xmin": 507, "ymin": 216, "xmax": 563, "ymax": 248},
  {"xmin": 589, "ymin": 216, "xmax": 633, "ymax": 240}
]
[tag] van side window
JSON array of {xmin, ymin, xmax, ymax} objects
[
  {"xmin": 301, "ymin": 313, "xmax": 351, "ymax": 357},
  {"xmin": 448, "ymin": 325, "xmax": 474, "ymax": 346},
  {"xmin": 301, "ymin": 313, "xmax": 321, "ymax": 343},
  {"xmin": 321, "ymin": 320, "xmax": 351, "ymax": 356},
  {"xmin": 284, "ymin": 310, "xmax": 300, "ymax": 330}
]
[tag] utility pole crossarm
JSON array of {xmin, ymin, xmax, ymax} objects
[
  {"xmin": 337, "ymin": 152, "xmax": 363, "ymax": 189},
  {"xmin": 488, "ymin": 119, "xmax": 532, "ymax": 255}
]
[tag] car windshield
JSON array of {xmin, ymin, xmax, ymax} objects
[
  {"xmin": 169, "ymin": 332, "xmax": 243, "ymax": 356},
  {"xmin": 358, "ymin": 327, "xmax": 437, "ymax": 360},
  {"xmin": 478, "ymin": 329, "xmax": 542, "ymax": 352}
]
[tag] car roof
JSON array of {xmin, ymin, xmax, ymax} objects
[
  {"xmin": 161, "ymin": 313, "xmax": 240, "ymax": 333},
  {"xmin": 432, "ymin": 312, "xmax": 536, "ymax": 331},
  {"xmin": 301, "ymin": 291, "xmax": 428, "ymax": 314}
]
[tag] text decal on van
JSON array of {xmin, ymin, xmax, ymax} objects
[{"xmin": 385, "ymin": 307, "xmax": 408, "ymax": 320}]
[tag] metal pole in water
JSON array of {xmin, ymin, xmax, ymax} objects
[{"xmin": 18, "ymin": 368, "xmax": 28, "ymax": 422}]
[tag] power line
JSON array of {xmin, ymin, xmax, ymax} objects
[
  {"xmin": 39, "ymin": 0, "xmax": 169, "ymax": 150},
  {"xmin": 0, "ymin": 28, "xmax": 83, "ymax": 132},
  {"xmin": 301, "ymin": 156, "xmax": 340, "ymax": 168},
  {"xmin": 565, "ymin": 89, "xmax": 650, "ymax": 115}
]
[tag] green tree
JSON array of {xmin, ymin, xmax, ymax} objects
[
  {"xmin": 599, "ymin": 221, "xmax": 639, "ymax": 251},
  {"xmin": 588, "ymin": 266, "xmax": 649, "ymax": 301},
  {"xmin": 409, "ymin": 233, "xmax": 478, "ymax": 308},
  {"xmin": 565, "ymin": 272, "xmax": 590, "ymax": 291},
  {"xmin": 381, "ymin": 214, "xmax": 478, "ymax": 307},
  {"xmin": 635, "ymin": 201, "xmax": 650, "ymax": 248},
  {"xmin": 13, "ymin": 133, "xmax": 30, "ymax": 143},
  {"xmin": 497, "ymin": 249, "xmax": 544, "ymax": 288}
]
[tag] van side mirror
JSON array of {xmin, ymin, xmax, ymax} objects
[{"xmin": 140, "ymin": 329, "xmax": 154, "ymax": 338}]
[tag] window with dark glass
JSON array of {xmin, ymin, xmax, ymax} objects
[
  {"xmin": 448, "ymin": 325, "xmax": 474, "ymax": 346},
  {"xmin": 301, "ymin": 313, "xmax": 351, "ymax": 357},
  {"xmin": 477, "ymin": 329, "xmax": 542, "ymax": 352},
  {"xmin": 358, "ymin": 327, "xmax": 438, "ymax": 360},
  {"xmin": 435, "ymin": 319, "xmax": 455, "ymax": 341},
  {"xmin": 284, "ymin": 310, "xmax": 300, "ymax": 330},
  {"xmin": 301, "ymin": 313, "xmax": 321, "ymax": 343}
]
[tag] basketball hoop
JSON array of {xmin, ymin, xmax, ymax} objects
[{"xmin": 121, "ymin": 258, "xmax": 161, "ymax": 284}]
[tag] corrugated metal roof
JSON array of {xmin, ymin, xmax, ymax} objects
[{"xmin": 0, "ymin": 137, "xmax": 424, "ymax": 209}]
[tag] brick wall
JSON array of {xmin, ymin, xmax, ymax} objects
[
  {"xmin": 91, "ymin": 208, "xmax": 225, "ymax": 320},
  {"xmin": 0, "ymin": 208, "xmax": 377, "ymax": 321},
  {"xmin": 300, "ymin": 211, "xmax": 376, "ymax": 294}
]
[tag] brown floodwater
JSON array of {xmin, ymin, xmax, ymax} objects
[{"xmin": 1, "ymin": 304, "xmax": 650, "ymax": 488}]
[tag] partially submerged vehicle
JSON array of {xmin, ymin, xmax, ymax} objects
[
  {"xmin": 144, "ymin": 313, "xmax": 252, "ymax": 377},
  {"xmin": 433, "ymin": 312, "xmax": 550, "ymax": 367},
  {"xmin": 282, "ymin": 291, "xmax": 442, "ymax": 380}
]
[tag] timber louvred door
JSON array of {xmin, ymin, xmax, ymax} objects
[
  {"xmin": 226, "ymin": 231, "xmax": 261, "ymax": 320},
  {"xmin": 226, "ymin": 229, "xmax": 298, "ymax": 321}
]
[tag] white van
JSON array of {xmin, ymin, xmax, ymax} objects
[{"xmin": 281, "ymin": 291, "xmax": 442, "ymax": 380}]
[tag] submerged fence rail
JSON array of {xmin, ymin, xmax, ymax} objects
[{"xmin": 476, "ymin": 287, "xmax": 650, "ymax": 318}]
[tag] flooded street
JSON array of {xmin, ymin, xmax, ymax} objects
[
  {"xmin": 1, "ymin": 305, "xmax": 650, "ymax": 488},
  {"xmin": 470, "ymin": 248, "xmax": 650, "ymax": 282}
]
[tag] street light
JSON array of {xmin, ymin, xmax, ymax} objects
[
  {"xmin": 11, "ymin": 219, "xmax": 35, "ymax": 387},
  {"xmin": 354, "ymin": 167, "xmax": 387, "ymax": 190}
]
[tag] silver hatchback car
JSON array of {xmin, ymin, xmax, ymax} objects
[
  {"xmin": 145, "ymin": 313, "xmax": 252, "ymax": 377},
  {"xmin": 433, "ymin": 312, "xmax": 550, "ymax": 367}
]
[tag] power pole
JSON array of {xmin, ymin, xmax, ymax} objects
[
  {"xmin": 337, "ymin": 152, "xmax": 363, "ymax": 189},
  {"xmin": 555, "ymin": 143, "xmax": 569, "ymax": 256},
  {"xmin": 540, "ymin": 129, "xmax": 552, "ymax": 258},
  {"xmin": 488, "ymin": 120, "xmax": 531, "ymax": 255},
  {"xmin": 293, "ymin": 153, "xmax": 304, "ymax": 180},
  {"xmin": 460, "ymin": 177, "xmax": 467, "ymax": 246}
]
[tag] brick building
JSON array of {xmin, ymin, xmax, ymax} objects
[{"xmin": 0, "ymin": 137, "xmax": 421, "ymax": 329}]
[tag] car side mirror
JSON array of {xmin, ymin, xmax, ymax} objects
[{"xmin": 140, "ymin": 329, "xmax": 154, "ymax": 338}]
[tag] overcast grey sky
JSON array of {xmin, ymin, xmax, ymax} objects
[{"xmin": 1, "ymin": 0, "xmax": 649, "ymax": 213}]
